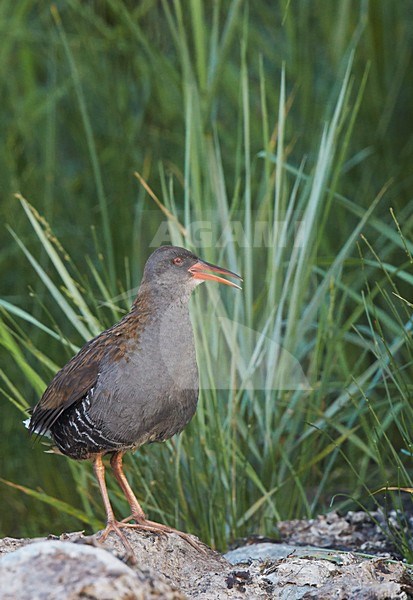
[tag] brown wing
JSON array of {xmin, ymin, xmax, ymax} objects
[
  {"xmin": 28, "ymin": 313, "xmax": 138, "ymax": 437},
  {"xmin": 28, "ymin": 295, "xmax": 149, "ymax": 438},
  {"xmin": 29, "ymin": 334, "xmax": 104, "ymax": 437}
]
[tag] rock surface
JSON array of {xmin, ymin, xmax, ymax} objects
[
  {"xmin": 276, "ymin": 510, "xmax": 413, "ymax": 557},
  {"xmin": 0, "ymin": 515, "xmax": 412, "ymax": 599},
  {"xmin": 0, "ymin": 540, "xmax": 183, "ymax": 600}
]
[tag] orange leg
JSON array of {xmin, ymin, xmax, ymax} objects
[
  {"xmin": 110, "ymin": 451, "xmax": 146, "ymax": 521},
  {"xmin": 109, "ymin": 451, "xmax": 206, "ymax": 553},
  {"xmin": 92, "ymin": 454, "xmax": 136, "ymax": 560}
]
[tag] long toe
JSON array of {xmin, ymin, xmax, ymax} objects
[
  {"xmin": 96, "ymin": 521, "xmax": 136, "ymax": 562},
  {"xmin": 147, "ymin": 521, "xmax": 207, "ymax": 554},
  {"xmin": 123, "ymin": 518, "xmax": 207, "ymax": 553}
]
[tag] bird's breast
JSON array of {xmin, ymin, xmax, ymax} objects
[{"xmin": 88, "ymin": 306, "xmax": 199, "ymax": 447}]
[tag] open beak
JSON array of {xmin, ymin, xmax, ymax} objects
[{"xmin": 188, "ymin": 260, "xmax": 242, "ymax": 289}]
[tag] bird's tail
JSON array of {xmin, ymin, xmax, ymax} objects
[{"xmin": 23, "ymin": 417, "xmax": 52, "ymax": 439}]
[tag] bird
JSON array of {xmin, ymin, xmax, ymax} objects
[{"xmin": 27, "ymin": 245, "xmax": 241, "ymax": 556}]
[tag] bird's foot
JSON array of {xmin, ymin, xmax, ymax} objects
[
  {"xmin": 96, "ymin": 519, "xmax": 137, "ymax": 563},
  {"xmin": 121, "ymin": 512, "xmax": 146, "ymax": 524},
  {"xmin": 121, "ymin": 515, "xmax": 207, "ymax": 553}
]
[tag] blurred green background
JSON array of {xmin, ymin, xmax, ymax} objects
[{"xmin": 1, "ymin": 1, "xmax": 413, "ymax": 554}]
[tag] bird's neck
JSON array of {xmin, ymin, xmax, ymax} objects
[
  {"xmin": 129, "ymin": 284, "xmax": 196, "ymax": 373},
  {"xmin": 132, "ymin": 282, "xmax": 193, "ymax": 315}
]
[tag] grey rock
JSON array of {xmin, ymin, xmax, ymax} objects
[
  {"xmin": 100, "ymin": 528, "xmax": 270, "ymax": 599},
  {"xmin": 225, "ymin": 542, "xmax": 341, "ymax": 564},
  {"xmin": 0, "ymin": 539, "xmax": 184, "ymax": 600},
  {"xmin": 276, "ymin": 510, "xmax": 413, "ymax": 557},
  {"xmin": 226, "ymin": 541, "xmax": 413, "ymax": 599}
]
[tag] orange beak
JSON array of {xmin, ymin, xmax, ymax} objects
[{"xmin": 188, "ymin": 260, "xmax": 242, "ymax": 289}]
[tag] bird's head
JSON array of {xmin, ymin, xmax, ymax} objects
[{"xmin": 141, "ymin": 246, "xmax": 242, "ymax": 298}]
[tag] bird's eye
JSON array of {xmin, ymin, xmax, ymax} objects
[{"xmin": 172, "ymin": 257, "xmax": 184, "ymax": 266}]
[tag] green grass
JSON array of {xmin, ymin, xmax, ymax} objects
[{"xmin": 1, "ymin": 1, "xmax": 413, "ymax": 556}]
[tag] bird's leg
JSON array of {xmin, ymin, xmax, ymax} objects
[
  {"xmin": 110, "ymin": 451, "xmax": 146, "ymax": 522},
  {"xmin": 109, "ymin": 451, "xmax": 206, "ymax": 553},
  {"xmin": 92, "ymin": 454, "xmax": 136, "ymax": 559}
]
